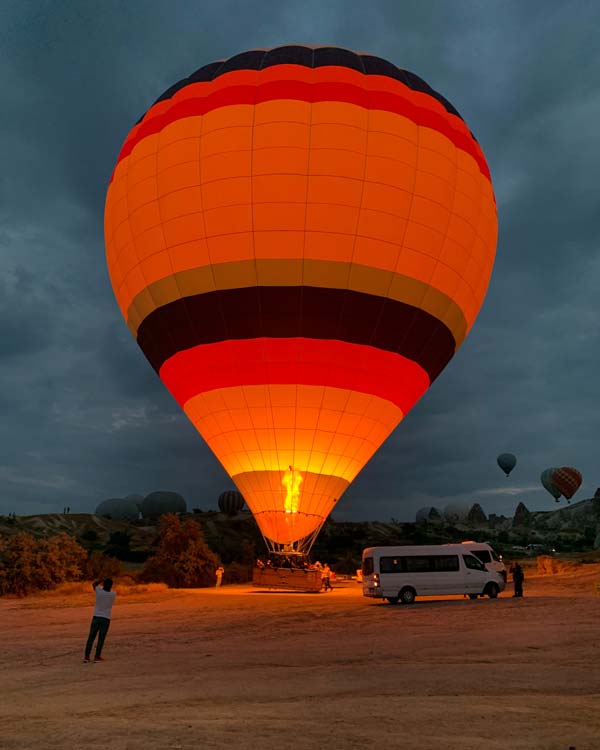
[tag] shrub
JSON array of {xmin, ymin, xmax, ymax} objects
[
  {"xmin": 83, "ymin": 551, "xmax": 122, "ymax": 581},
  {"xmin": 140, "ymin": 513, "xmax": 220, "ymax": 587},
  {"xmin": 0, "ymin": 532, "xmax": 88, "ymax": 596},
  {"xmin": 114, "ymin": 574, "xmax": 137, "ymax": 587}
]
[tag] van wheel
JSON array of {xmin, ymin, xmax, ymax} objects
[
  {"xmin": 399, "ymin": 587, "xmax": 416, "ymax": 605},
  {"xmin": 468, "ymin": 594, "xmax": 478, "ymax": 600},
  {"xmin": 386, "ymin": 597, "xmax": 399, "ymax": 605},
  {"xmin": 485, "ymin": 582, "xmax": 499, "ymax": 599}
]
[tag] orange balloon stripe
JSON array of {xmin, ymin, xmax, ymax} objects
[
  {"xmin": 113, "ymin": 78, "xmax": 490, "ymax": 183},
  {"xmin": 184, "ymin": 384, "xmax": 402, "ymax": 483},
  {"xmin": 159, "ymin": 337, "xmax": 430, "ymax": 414}
]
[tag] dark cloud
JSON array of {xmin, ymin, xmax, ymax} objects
[{"xmin": 1, "ymin": 0, "xmax": 599, "ymax": 521}]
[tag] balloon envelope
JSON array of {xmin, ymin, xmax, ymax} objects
[
  {"xmin": 141, "ymin": 491, "xmax": 187, "ymax": 520},
  {"xmin": 218, "ymin": 490, "xmax": 245, "ymax": 516},
  {"xmin": 104, "ymin": 46, "xmax": 497, "ymax": 552},
  {"xmin": 540, "ymin": 468, "xmax": 562, "ymax": 500},
  {"xmin": 95, "ymin": 497, "xmax": 140, "ymax": 522},
  {"xmin": 551, "ymin": 467, "xmax": 582, "ymax": 500},
  {"xmin": 497, "ymin": 453, "xmax": 517, "ymax": 476}
]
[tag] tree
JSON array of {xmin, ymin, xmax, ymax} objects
[{"xmin": 140, "ymin": 514, "xmax": 220, "ymax": 588}]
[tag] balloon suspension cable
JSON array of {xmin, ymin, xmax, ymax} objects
[{"xmin": 259, "ymin": 521, "xmax": 326, "ymax": 560}]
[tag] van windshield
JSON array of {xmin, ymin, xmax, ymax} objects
[
  {"xmin": 463, "ymin": 554, "xmax": 486, "ymax": 571},
  {"xmin": 473, "ymin": 550, "xmax": 491, "ymax": 564}
]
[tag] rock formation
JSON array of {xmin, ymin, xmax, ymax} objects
[{"xmin": 513, "ymin": 501, "xmax": 531, "ymax": 527}]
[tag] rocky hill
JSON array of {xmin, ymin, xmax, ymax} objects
[{"xmin": 2, "ymin": 494, "xmax": 599, "ymax": 573}]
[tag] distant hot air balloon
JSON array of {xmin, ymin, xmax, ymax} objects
[
  {"xmin": 141, "ymin": 491, "xmax": 187, "ymax": 520},
  {"xmin": 540, "ymin": 468, "xmax": 562, "ymax": 502},
  {"xmin": 551, "ymin": 467, "xmax": 582, "ymax": 502},
  {"xmin": 218, "ymin": 490, "xmax": 245, "ymax": 516},
  {"xmin": 104, "ymin": 46, "xmax": 497, "ymax": 555},
  {"xmin": 95, "ymin": 497, "xmax": 140, "ymax": 522},
  {"xmin": 497, "ymin": 453, "xmax": 517, "ymax": 477}
]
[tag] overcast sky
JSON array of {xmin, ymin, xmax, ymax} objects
[{"xmin": 1, "ymin": 1, "xmax": 599, "ymax": 521}]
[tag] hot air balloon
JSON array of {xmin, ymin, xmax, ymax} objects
[
  {"xmin": 540, "ymin": 468, "xmax": 562, "ymax": 502},
  {"xmin": 551, "ymin": 467, "xmax": 582, "ymax": 502},
  {"xmin": 218, "ymin": 490, "xmax": 245, "ymax": 516},
  {"xmin": 497, "ymin": 453, "xmax": 516, "ymax": 477},
  {"xmin": 104, "ymin": 46, "xmax": 497, "ymax": 556},
  {"xmin": 95, "ymin": 497, "xmax": 140, "ymax": 522},
  {"xmin": 141, "ymin": 491, "xmax": 187, "ymax": 520}
]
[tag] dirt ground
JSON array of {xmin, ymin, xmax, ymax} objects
[{"xmin": 1, "ymin": 566, "xmax": 600, "ymax": 750}]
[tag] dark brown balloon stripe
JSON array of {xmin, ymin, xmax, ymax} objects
[{"xmin": 136, "ymin": 286, "xmax": 456, "ymax": 382}]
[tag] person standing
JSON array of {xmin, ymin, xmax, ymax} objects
[
  {"xmin": 215, "ymin": 565, "xmax": 224, "ymax": 587},
  {"xmin": 321, "ymin": 564, "xmax": 333, "ymax": 592},
  {"xmin": 511, "ymin": 562, "xmax": 525, "ymax": 598},
  {"xmin": 84, "ymin": 578, "xmax": 116, "ymax": 662}
]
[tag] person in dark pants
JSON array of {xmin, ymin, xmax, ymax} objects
[
  {"xmin": 84, "ymin": 578, "xmax": 116, "ymax": 663},
  {"xmin": 511, "ymin": 563, "xmax": 525, "ymax": 598}
]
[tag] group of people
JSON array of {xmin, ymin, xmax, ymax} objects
[{"xmin": 255, "ymin": 557, "xmax": 333, "ymax": 591}]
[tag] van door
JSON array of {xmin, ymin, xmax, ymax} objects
[
  {"xmin": 430, "ymin": 554, "xmax": 461, "ymax": 594},
  {"xmin": 462, "ymin": 554, "xmax": 488, "ymax": 593}
]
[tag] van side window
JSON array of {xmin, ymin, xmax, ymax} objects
[
  {"xmin": 473, "ymin": 550, "xmax": 491, "ymax": 564},
  {"xmin": 405, "ymin": 556, "xmax": 430, "ymax": 572},
  {"xmin": 433, "ymin": 555, "xmax": 459, "ymax": 572},
  {"xmin": 379, "ymin": 555, "xmax": 460, "ymax": 573},
  {"xmin": 463, "ymin": 554, "xmax": 486, "ymax": 571},
  {"xmin": 380, "ymin": 557, "xmax": 403, "ymax": 573},
  {"xmin": 362, "ymin": 557, "xmax": 374, "ymax": 576}
]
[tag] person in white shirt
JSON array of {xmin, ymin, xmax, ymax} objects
[{"xmin": 83, "ymin": 578, "xmax": 116, "ymax": 663}]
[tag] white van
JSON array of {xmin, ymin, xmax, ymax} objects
[
  {"xmin": 457, "ymin": 541, "xmax": 506, "ymax": 582},
  {"xmin": 362, "ymin": 544, "xmax": 506, "ymax": 604}
]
